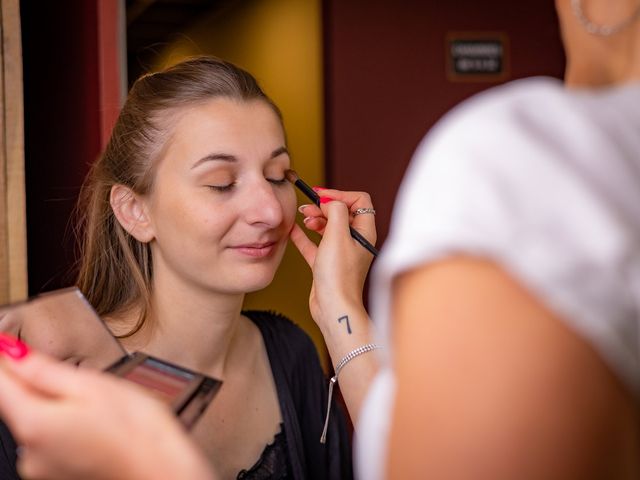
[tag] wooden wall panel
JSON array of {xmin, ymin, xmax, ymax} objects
[{"xmin": 0, "ymin": 0, "xmax": 27, "ymax": 303}]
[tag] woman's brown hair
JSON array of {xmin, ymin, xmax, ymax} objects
[{"xmin": 75, "ymin": 56, "xmax": 282, "ymax": 336}]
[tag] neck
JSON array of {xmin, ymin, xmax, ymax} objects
[
  {"xmin": 118, "ymin": 275, "xmax": 247, "ymax": 378},
  {"xmin": 564, "ymin": 40, "xmax": 640, "ymax": 88},
  {"xmin": 561, "ymin": 1, "xmax": 640, "ymax": 89}
]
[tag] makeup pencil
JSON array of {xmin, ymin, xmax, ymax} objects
[{"xmin": 285, "ymin": 169, "xmax": 379, "ymax": 257}]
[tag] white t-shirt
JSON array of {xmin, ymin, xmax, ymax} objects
[{"xmin": 355, "ymin": 77, "xmax": 640, "ymax": 479}]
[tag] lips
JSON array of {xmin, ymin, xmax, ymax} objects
[{"xmin": 229, "ymin": 241, "xmax": 278, "ymax": 258}]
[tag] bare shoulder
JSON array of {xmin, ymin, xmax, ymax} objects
[{"xmin": 388, "ymin": 257, "xmax": 639, "ymax": 479}]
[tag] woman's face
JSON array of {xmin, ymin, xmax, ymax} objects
[{"xmin": 140, "ymin": 98, "xmax": 296, "ymax": 295}]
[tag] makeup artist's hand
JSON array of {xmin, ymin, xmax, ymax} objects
[
  {"xmin": 290, "ymin": 189, "xmax": 379, "ymax": 426},
  {"xmin": 290, "ymin": 188, "xmax": 376, "ymax": 325},
  {"xmin": 0, "ymin": 335, "xmax": 216, "ymax": 480}
]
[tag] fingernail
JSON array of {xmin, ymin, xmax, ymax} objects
[
  {"xmin": 0, "ymin": 333, "xmax": 29, "ymax": 360},
  {"xmin": 312, "ymin": 186, "xmax": 325, "ymax": 191},
  {"xmin": 303, "ymin": 216, "xmax": 313, "ymax": 224},
  {"xmin": 319, "ymin": 196, "xmax": 333, "ymax": 204},
  {"xmin": 298, "ymin": 204, "xmax": 311, "ymax": 213}
]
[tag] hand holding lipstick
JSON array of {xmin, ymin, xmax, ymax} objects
[{"xmin": 0, "ymin": 335, "xmax": 216, "ymax": 480}]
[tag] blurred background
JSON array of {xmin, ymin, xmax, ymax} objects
[{"xmin": 1, "ymin": 0, "xmax": 565, "ymax": 364}]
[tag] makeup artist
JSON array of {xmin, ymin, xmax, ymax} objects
[{"xmin": 345, "ymin": 0, "xmax": 640, "ymax": 478}]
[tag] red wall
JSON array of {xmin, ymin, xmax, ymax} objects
[
  {"xmin": 323, "ymin": 0, "xmax": 565, "ymax": 245},
  {"xmin": 21, "ymin": 0, "xmax": 120, "ymax": 294}
]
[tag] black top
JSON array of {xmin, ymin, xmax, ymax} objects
[
  {"xmin": 243, "ymin": 311, "xmax": 353, "ymax": 480},
  {"xmin": 0, "ymin": 311, "xmax": 353, "ymax": 479},
  {"xmin": 238, "ymin": 423, "xmax": 290, "ymax": 479},
  {"xmin": 0, "ymin": 422, "xmax": 17, "ymax": 479}
]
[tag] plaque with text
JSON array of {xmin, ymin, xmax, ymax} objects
[{"xmin": 447, "ymin": 32, "xmax": 509, "ymax": 82}]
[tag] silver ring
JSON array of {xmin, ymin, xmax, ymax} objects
[{"xmin": 353, "ymin": 207, "xmax": 376, "ymax": 216}]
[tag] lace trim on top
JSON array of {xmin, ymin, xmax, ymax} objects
[{"xmin": 237, "ymin": 423, "xmax": 291, "ymax": 480}]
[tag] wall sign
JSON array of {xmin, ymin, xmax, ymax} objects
[{"xmin": 446, "ymin": 32, "xmax": 509, "ymax": 82}]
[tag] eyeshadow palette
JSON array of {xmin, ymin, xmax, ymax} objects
[
  {"xmin": 0, "ymin": 287, "xmax": 221, "ymax": 430},
  {"xmin": 107, "ymin": 352, "xmax": 221, "ymax": 429}
]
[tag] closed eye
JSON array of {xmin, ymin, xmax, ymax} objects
[
  {"xmin": 267, "ymin": 178, "xmax": 288, "ymax": 185},
  {"xmin": 206, "ymin": 178, "xmax": 287, "ymax": 191},
  {"xmin": 207, "ymin": 183, "xmax": 235, "ymax": 192}
]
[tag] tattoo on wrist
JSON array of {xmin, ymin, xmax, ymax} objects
[{"xmin": 338, "ymin": 315, "xmax": 352, "ymax": 334}]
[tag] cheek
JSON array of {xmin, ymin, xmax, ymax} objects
[
  {"xmin": 279, "ymin": 188, "xmax": 297, "ymax": 226},
  {"xmin": 154, "ymin": 191, "xmax": 225, "ymax": 235}
]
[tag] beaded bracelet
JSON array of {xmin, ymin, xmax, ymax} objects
[{"xmin": 320, "ymin": 343, "xmax": 382, "ymax": 443}]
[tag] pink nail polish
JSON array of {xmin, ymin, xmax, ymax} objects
[
  {"xmin": 319, "ymin": 196, "xmax": 333, "ymax": 204},
  {"xmin": 0, "ymin": 333, "xmax": 29, "ymax": 360}
]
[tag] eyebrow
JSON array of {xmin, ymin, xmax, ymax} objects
[{"xmin": 191, "ymin": 146, "xmax": 289, "ymax": 169}]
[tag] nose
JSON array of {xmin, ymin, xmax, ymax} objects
[{"xmin": 242, "ymin": 179, "xmax": 286, "ymax": 227}]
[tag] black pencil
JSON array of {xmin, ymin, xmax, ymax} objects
[{"xmin": 285, "ymin": 169, "xmax": 379, "ymax": 257}]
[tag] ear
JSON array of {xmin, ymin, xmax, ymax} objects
[{"xmin": 110, "ymin": 184, "xmax": 155, "ymax": 243}]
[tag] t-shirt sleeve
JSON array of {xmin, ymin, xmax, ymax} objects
[{"xmin": 372, "ymin": 80, "xmax": 640, "ymax": 396}]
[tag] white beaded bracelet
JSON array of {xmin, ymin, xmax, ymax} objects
[{"xmin": 320, "ymin": 343, "xmax": 382, "ymax": 444}]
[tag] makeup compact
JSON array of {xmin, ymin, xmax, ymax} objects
[
  {"xmin": 0, "ymin": 288, "xmax": 221, "ymax": 429},
  {"xmin": 107, "ymin": 352, "xmax": 221, "ymax": 429}
]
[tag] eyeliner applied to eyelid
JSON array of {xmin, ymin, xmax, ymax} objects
[
  {"xmin": 206, "ymin": 176, "xmax": 289, "ymax": 192},
  {"xmin": 192, "ymin": 146, "xmax": 289, "ymax": 169}
]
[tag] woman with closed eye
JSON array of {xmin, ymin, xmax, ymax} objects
[{"xmin": 0, "ymin": 56, "xmax": 379, "ymax": 480}]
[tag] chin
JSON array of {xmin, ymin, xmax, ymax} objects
[
  {"xmin": 204, "ymin": 245, "xmax": 286, "ymax": 294},
  {"xmin": 242, "ymin": 272, "xmax": 277, "ymax": 293},
  {"xmin": 223, "ymin": 265, "xmax": 278, "ymax": 294}
]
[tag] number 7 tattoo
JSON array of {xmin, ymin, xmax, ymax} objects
[{"xmin": 338, "ymin": 315, "xmax": 352, "ymax": 334}]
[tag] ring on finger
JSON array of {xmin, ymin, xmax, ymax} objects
[{"xmin": 353, "ymin": 207, "xmax": 376, "ymax": 216}]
